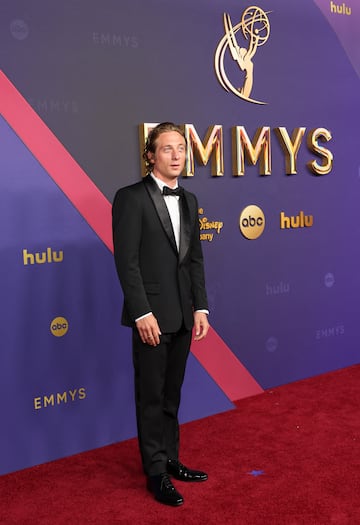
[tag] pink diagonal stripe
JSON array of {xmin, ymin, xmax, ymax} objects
[
  {"xmin": 191, "ymin": 328, "xmax": 263, "ymax": 400},
  {"xmin": 0, "ymin": 70, "xmax": 113, "ymax": 251},
  {"xmin": 0, "ymin": 69, "xmax": 263, "ymax": 401}
]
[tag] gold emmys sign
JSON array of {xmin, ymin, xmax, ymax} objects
[
  {"xmin": 214, "ymin": 6, "xmax": 271, "ymax": 104},
  {"xmin": 139, "ymin": 124, "xmax": 333, "ymax": 178}
]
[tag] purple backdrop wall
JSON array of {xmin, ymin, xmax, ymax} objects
[{"xmin": 0, "ymin": 0, "xmax": 359, "ymax": 475}]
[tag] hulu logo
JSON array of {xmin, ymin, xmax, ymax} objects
[
  {"xmin": 330, "ymin": 2, "xmax": 351, "ymax": 15},
  {"xmin": 280, "ymin": 211, "xmax": 313, "ymax": 230},
  {"xmin": 23, "ymin": 248, "xmax": 63, "ymax": 265}
]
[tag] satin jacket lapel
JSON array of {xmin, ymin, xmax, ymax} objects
[
  {"xmin": 179, "ymin": 192, "xmax": 192, "ymax": 264},
  {"xmin": 144, "ymin": 175, "xmax": 178, "ymax": 254}
]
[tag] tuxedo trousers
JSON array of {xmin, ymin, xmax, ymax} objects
[{"xmin": 132, "ymin": 326, "xmax": 192, "ymax": 476}]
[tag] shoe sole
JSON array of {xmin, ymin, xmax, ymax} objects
[{"xmin": 154, "ymin": 496, "xmax": 184, "ymax": 506}]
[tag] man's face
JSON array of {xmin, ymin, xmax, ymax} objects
[{"xmin": 148, "ymin": 131, "xmax": 186, "ymax": 186}]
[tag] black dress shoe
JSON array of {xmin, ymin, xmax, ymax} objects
[
  {"xmin": 167, "ymin": 459, "xmax": 208, "ymax": 482},
  {"xmin": 147, "ymin": 473, "xmax": 184, "ymax": 506}
]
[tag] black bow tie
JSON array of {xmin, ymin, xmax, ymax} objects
[{"xmin": 162, "ymin": 186, "xmax": 184, "ymax": 197}]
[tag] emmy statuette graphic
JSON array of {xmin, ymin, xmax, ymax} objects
[{"xmin": 215, "ymin": 6, "xmax": 271, "ymax": 104}]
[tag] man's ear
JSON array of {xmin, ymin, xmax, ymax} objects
[{"xmin": 147, "ymin": 152, "xmax": 155, "ymax": 165}]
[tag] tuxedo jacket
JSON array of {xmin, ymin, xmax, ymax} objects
[{"xmin": 112, "ymin": 175, "xmax": 208, "ymax": 333}]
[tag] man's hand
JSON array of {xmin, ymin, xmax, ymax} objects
[
  {"xmin": 136, "ymin": 314, "xmax": 161, "ymax": 346},
  {"xmin": 193, "ymin": 311, "xmax": 209, "ymax": 341}
]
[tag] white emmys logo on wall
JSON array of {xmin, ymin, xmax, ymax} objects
[
  {"xmin": 214, "ymin": 6, "xmax": 271, "ymax": 104},
  {"xmin": 10, "ymin": 19, "xmax": 29, "ymax": 41}
]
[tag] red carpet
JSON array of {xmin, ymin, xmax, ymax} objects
[{"xmin": 1, "ymin": 365, "xmax": 360, "ymax": 524}]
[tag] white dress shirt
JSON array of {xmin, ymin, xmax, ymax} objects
[{"xmin": 150, "ymin": 173, "xmax": 181, "ymax": 250}]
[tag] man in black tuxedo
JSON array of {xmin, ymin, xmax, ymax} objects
[{"xmin": 112, "ymin": 122, "xmax": 209, "ymax": 506}]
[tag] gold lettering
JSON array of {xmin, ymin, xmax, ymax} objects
[
  {"xmin": 139, "ymin": 123, "xmax": 333, "ymax": 178},
  {"xmin": 78, "ymin": 387, "xmax": 86, "ymax": 400},
  {"xmin": 274, "ymin": 127, "xmax": 306, "ymax": 175},
  {"xmin": 68, "ymin": 389, "xmax": 77, "ymax": 401},
  {"xmin": 44, "ymin": 395, "xmax": 54, "ymax": 407},
  {"xmin": 23, "ymin": 247, "xmax": 63, "ymax": 265},
  {"xmin": 199, "ymin": 217, "xmax": 223, "ymax": 234},
  {"xmin": 306, "ymin": 128, "xmax": 333, "ymax": 175},
  {"xmin": 280, "ymin": 211, "xmax": 313, "ymax": 229},
  {"xmin": 53, "ymin": 250, "xmax": 63, "ymax": 262},
  {"xmin": 23, "ymin": 249, "xmax": 34, "ymax": 265},
  {"xmin": 184, "ymin": 124, "xmax": 224, "ymax": 177},
  {"xmin": 232, "ymin": 126, "xmax": 271, "ymax": 176},
  {"xmin": 33, "ymin": 388, "xmax": 87, "ymax": 410},
  {"xmin": 35, "ymin": 252, "xmax": 46, "ymax": 264},
  {"xmin": 57, "ymin": 392, "xmax": 67, "ymax": 404},
  {"xmin": 200, "ymin": 233, "xmax": 214, "ymax": 242},
  {"xmin": 330, "ymin": 1, "xmax": 352, "ymax": 15}
]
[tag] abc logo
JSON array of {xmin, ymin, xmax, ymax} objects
[
  {"xmin": 239, "ymin": 205, "xmax": 265, "ymax": 240},
  {"xmin": 50, "ymin": 317, "xmax": 69, "ymax": 337}
]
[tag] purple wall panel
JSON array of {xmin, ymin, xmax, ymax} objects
[{"xmin": 0, "ymin": 0, "xmax": 359, "ymax": 473}]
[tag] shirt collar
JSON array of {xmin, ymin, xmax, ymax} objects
[{"xmin": 150, "ymin": 172, "xmax": 178, "ymax": 192}]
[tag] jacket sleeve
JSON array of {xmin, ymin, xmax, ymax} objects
[
  {"xmin": 189, "ymin": 195, "xmax": 208, "ymax": 311},
  {"xmin": 112, "ymin": 187, "xmax": 151, "ymax": 321}
]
